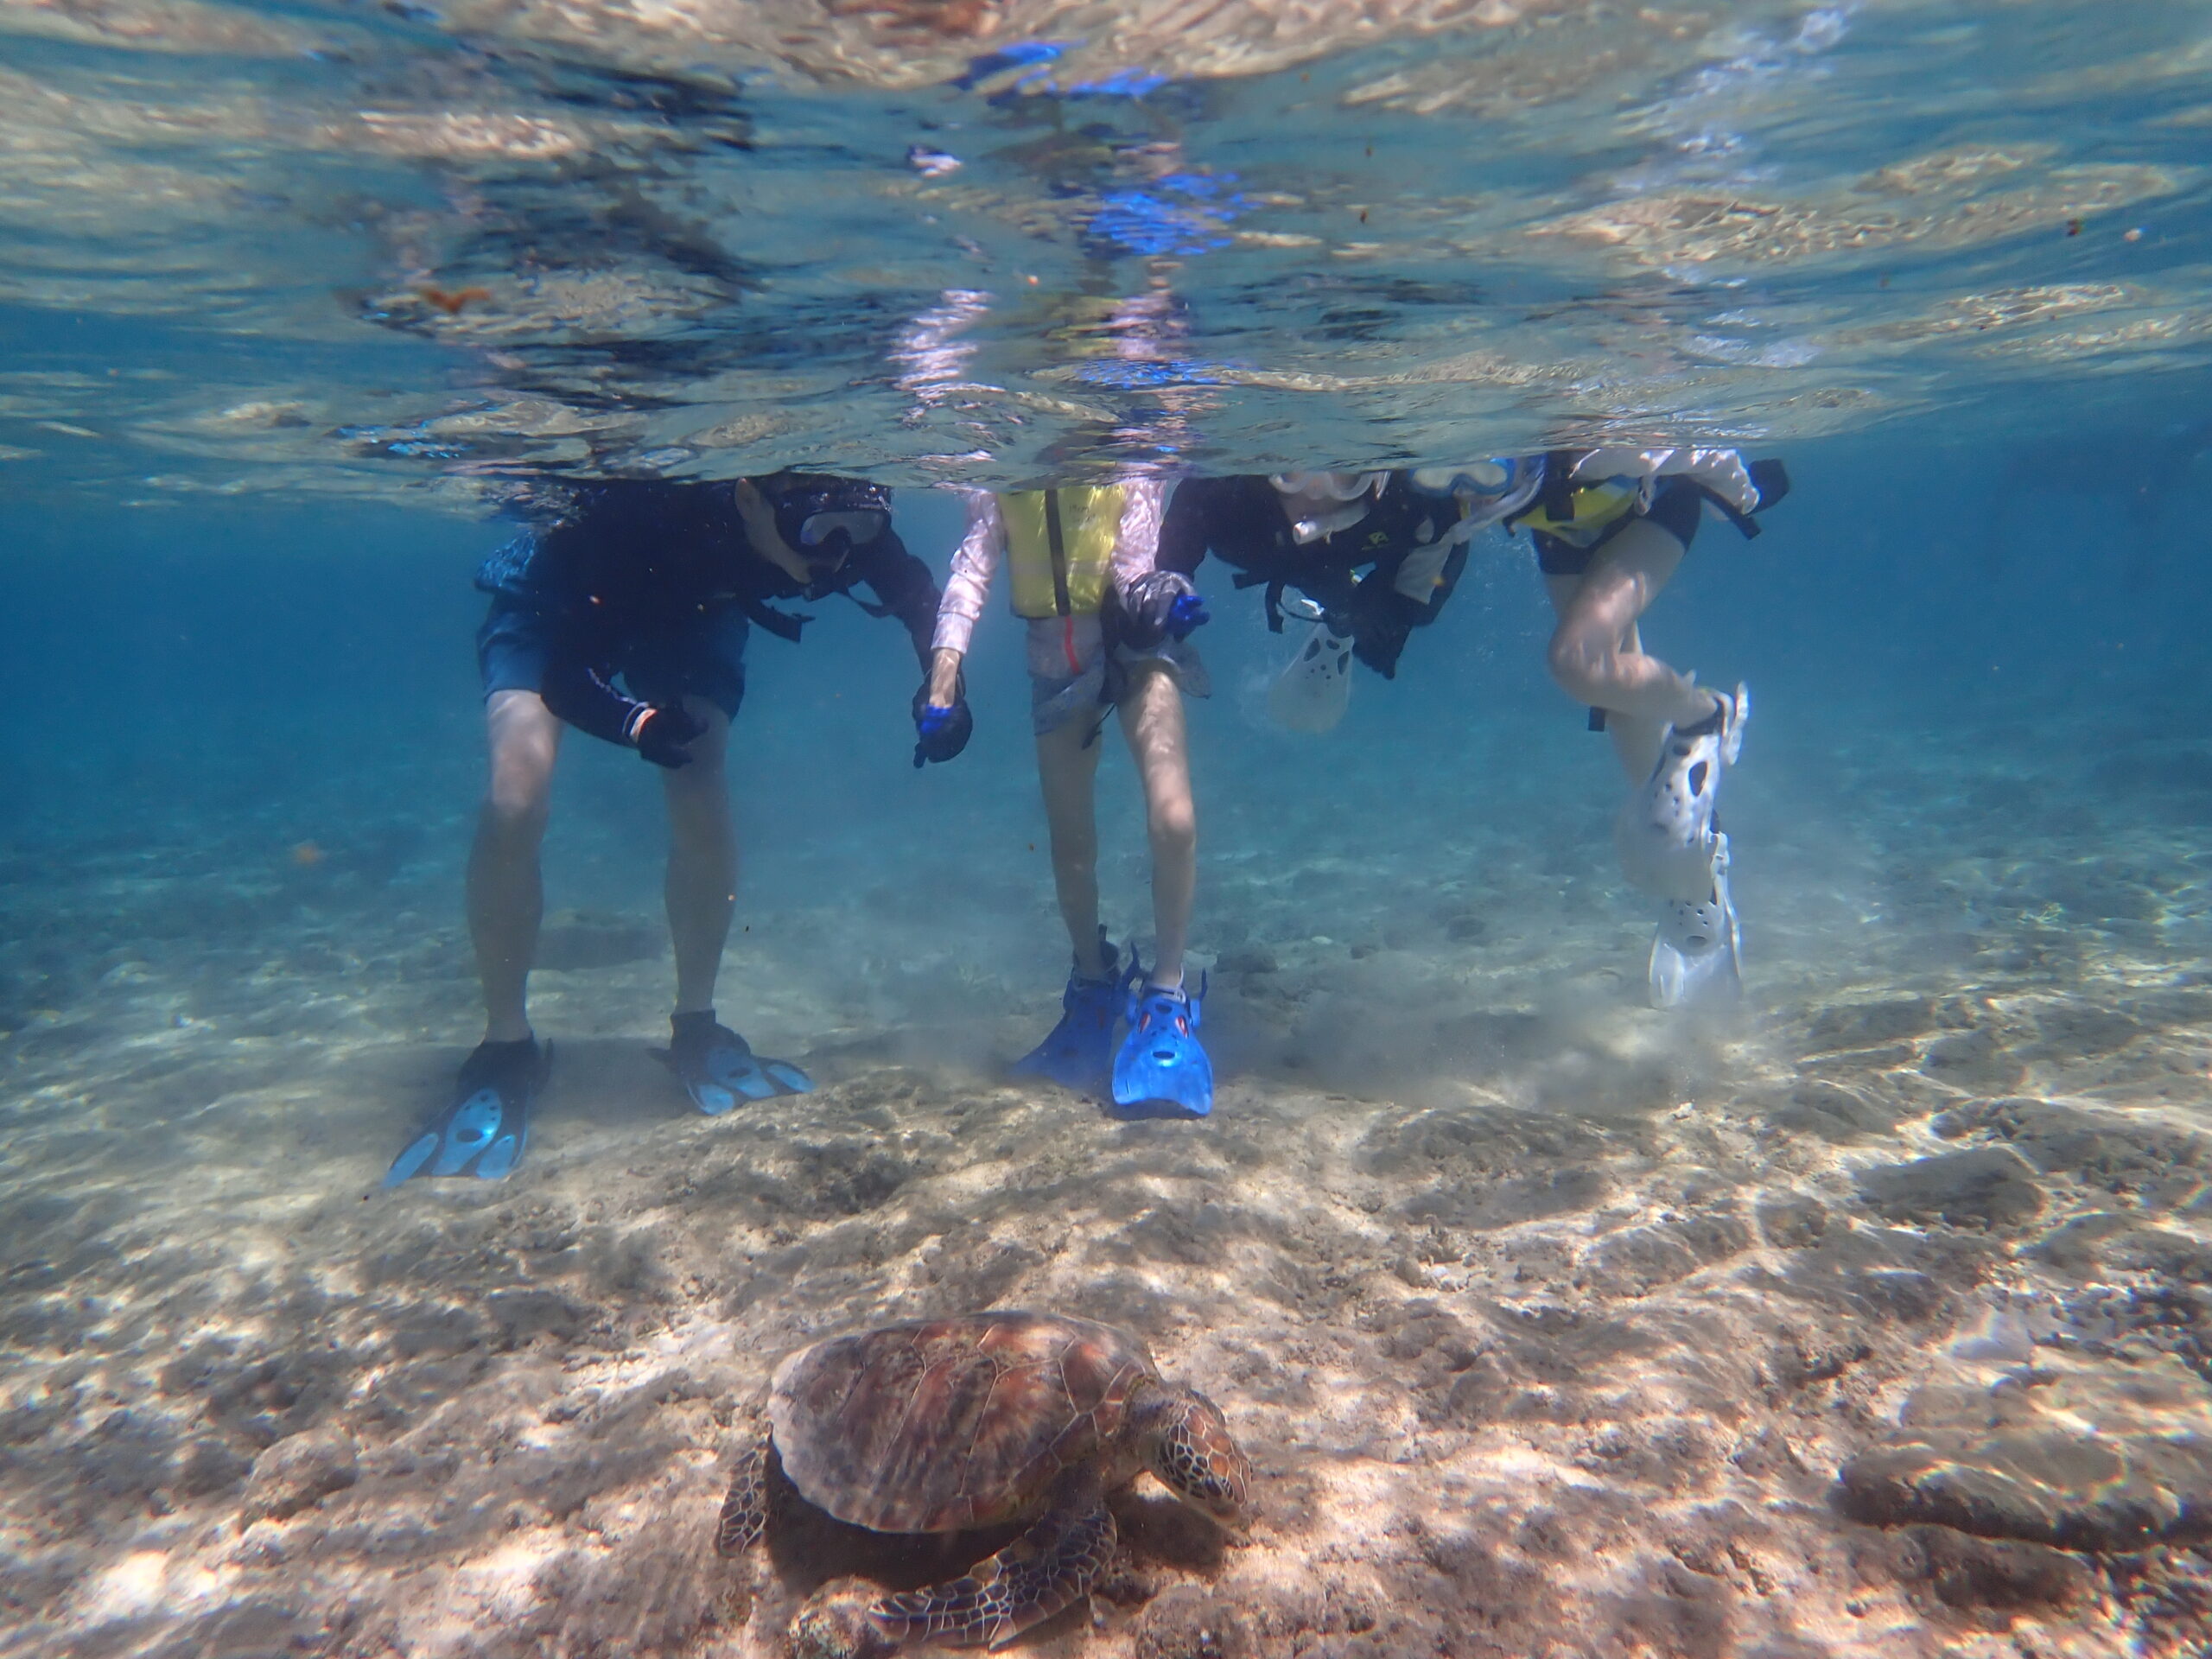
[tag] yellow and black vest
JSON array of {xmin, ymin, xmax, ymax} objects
[
  {"xmin": 1506, "ymin": 476, "xmax": 1645, "ymax": 548},
  {"xmin": 1002, "ymin": 486, "xmax": 1126, "ymax": 619}
]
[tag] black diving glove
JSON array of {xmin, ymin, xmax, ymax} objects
[
  {"xmin": 1117, "ymin": 571, "xmax": 1210, "ymax": 651},
  {"xmin": 911, "ymin": 683, "xmax": 973, "ymax": 768},
  {"xmin": 631, "ymin": 703, "xmax": 707, "ymax": 769},
  {"xmin": 1349, "ymin": 590, "xmax": 1419, "ymax": 680}
]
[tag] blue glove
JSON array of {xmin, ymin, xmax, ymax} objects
[
  {"xmin": 1167, "ymin": 590, "xmax": 1210, "ymax": 639},
  {"xmin": 911, "ymin": 684, "xmax": 973, "ymax": 768}
]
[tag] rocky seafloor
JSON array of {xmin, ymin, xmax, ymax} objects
[{"xmin": 3, "ymin": 696, "xmax": 2212, "ymax": 1659}]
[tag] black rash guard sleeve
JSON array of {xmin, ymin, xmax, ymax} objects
[
  {"xmin": 849, "ymin": 531, "xmax": 944, "ymax": 669},
  {"xmin": 1155, "ymin": 478, "xmax": 1220, "ymax": 578},
  {"xmin": 538, "ymin": 638, "xmax": 651, "ymax": 750}
]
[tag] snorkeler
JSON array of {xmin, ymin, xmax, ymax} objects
[
  {"xmin": 1171, "ymin": 454, "xmax": 1784, "ymax": 1007},
  {"xmin": 1453, "ymin": 449, "xmax": 1789, "ymax": 1008},
  {"xmin": 385, "ymin": 474, "xmax": 942, "ymax": 1185},
  {"xmin": 913, "ymin": 484, "xmax": 1217, "ymax": 1118},
  {"xmin": 1156, "ymin": 470, "xmax": 1486, "ymax": 732}
]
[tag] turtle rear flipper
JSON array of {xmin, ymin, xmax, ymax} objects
[
  {"xmin": 715, "ymin": 1433, "xmax": 774, "ymax": 1555},
  {"xmin": 871, "ymin": 1479, "xmax": 1116, "ymax": 1649}
]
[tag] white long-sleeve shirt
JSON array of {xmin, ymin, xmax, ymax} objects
[
  {"xmin": 1568, "ymin": 447, "xmax": 1764, "ymax": 516},
  {"xmin": 930, "ymin": 481, "xmax": 1168, "ymax": 656}
]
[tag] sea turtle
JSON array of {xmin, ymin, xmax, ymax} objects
[{"xmin": 715, "ymin": 1310, "xmax": 1251, "ymax": 1649}]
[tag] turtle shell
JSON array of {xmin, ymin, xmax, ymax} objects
[{"xmin": 768, "ymin": 1311, "xmax": 1157, "ymax": 1534}]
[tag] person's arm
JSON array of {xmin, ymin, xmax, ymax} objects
[
  {"xmin": 1154, "ymin": 476, "xmax": 1210, "ymax": 578},
  {"xmin": 1354, "ymin": 537, "xmax": 1469, "ymax": 679},
  {"xmin": 930, "ymin": 491, "xmax": 1002, "ymax": 663},
  {"xmin": 537, "ymin": 636, "xmax": 704, "ymax": 767},
  {"xmin": 1111, "ymin": 478, "xmax": 1209, "ymax": 648},
  {"xmin": 1110, "ymin": 477, "xmax": 1167, "ymax": 588},
  {"xmin": 912, "ymin": 492, "xmax": 998, "ymax": 766},
  {"xmin": 850, "ymin": 529, "xmax": 944, "ymax": 671}
]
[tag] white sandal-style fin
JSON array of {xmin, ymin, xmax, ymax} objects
[
  {"xmin": 1618, "ymin": 682, "xmax": 1749, "ymax": 901},
  {"xmin": 1649, "ymin": 832, "xmax": 1743, "ymax": 1009}
]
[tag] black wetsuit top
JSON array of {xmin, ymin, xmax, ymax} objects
[
  {"xmin": 479, "ymin": 479, "xmax": 939, "ymax": 747},
  {"xmin": 1157, "ymin": 474, "xmax": 1470, "ymax": 678}
]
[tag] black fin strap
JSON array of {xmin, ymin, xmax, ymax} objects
[
  {"xmin": 1541, "ymin": 450, "xmax": 1580, "ymax": 520},
  {"xmin": 1696, "ymin": 485, "xmax": 1763, "ymax": 540}
]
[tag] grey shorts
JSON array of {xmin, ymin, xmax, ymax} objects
[{"xmin": 1025, "ymin": 613, "xmax": 1210, "ymax": 735}]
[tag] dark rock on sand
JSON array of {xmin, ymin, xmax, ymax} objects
[
  {"xmin": 1770, "ymin": 1078, "xmax": 1904, "ymax": 1143},
  {"xmin": 1855, "ymin": 1147, "xmax": 2045, "ymax": 1230},
  {"xmin": 1217, "ymin": 946, "xmax": 1278, "ymax": 976},
  {"xmin": 1803, "ymin": 996, "xmax": 1939, "ymax": 1052},
  {"xmin": 786, "ymin": 1579, "xmax": 896, "ymax": 1659},
  {"xmin": 1936, "ymin": 1096, "xmax": 2210, "ymax": 1204},
  {"xmin": 1834, "ymin": 1352, "xmax": 2212, "ymax": 1552},
  {"xmin": 1134, "ymin": 1584, "xmax": 1255, "ymax": 1659},
  {"xmin": 1891, "ymin": 1524, "xmax": 2092, "ymax": 1620},
  {"xmin": 240, "ymin": 1430, "xmax": 359, "ymax": 1525},
  {"xmin": 1755, "ymin": 1192, "xmax": 1830, "ymax": 1249},
  {"xmin": 171, "ymin": 1435, "xmax": 253, "ymax": 1499},
  {"xmin": 1919, "ymin": 1028, "xmax": 2027, "ymax": 1092}
]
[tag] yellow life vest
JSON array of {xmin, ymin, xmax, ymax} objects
[
  {"xmin": 1510, "ymin": 477, "xmax": 1643, "ymax": 546},
  {"xmin": 1002, "ymin": 486, "xmax": 1126, "ymax": 619}
]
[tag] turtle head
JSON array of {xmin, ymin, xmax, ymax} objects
[{"xmin": 1134, "ymin": 1384, "xmax": 1250, "ymax": 1529}]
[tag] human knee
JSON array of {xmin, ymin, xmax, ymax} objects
[
  {"xmin": 1547, "ymin": 627, "xmax": 1612, "ymax": 703},
  {"xmin": 1148, "ymin": 794, "xmax": 1197, "ymax": 855},
  {"xmin": 480, "ymin": 760, "xmax": 552, "ymax": 837}
]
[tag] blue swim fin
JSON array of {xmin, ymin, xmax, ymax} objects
[
  {"xmin": 386, "ymin": 1038, "xmax": 547, "ymax": 1186},
  {"xmin": 1013, "ymin": 938, "xmax": 1126, "ymax": 1097},
  {"xmin": 1111, "ymin": 974, "xmax": 1212, "ymax": 1120},
  {"xmin": 658, "ymin": 1013, "xmax": 813, "ymax": 1116}
]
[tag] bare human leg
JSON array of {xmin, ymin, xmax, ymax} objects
[
  {"xmin": 1542, "ymin": 517, "xmax": 1711, "ymax": 785},
  {"xmin": 1035, "ymin": 711, "xmax": 1112, "ymax": 982},
  {"xmin": 1116, "ymin": 663, "xmax": 1196, "ymax": 990},
  {"xmin": 469, "ymin": 689, "xmax": 563, "ymax": 1043},
  {"xmin": 1544, "ymin": 521, "xmax": 1745, "ymax": 1007},
  {"xmin": 658, "ymin": 696, "xmax": 735, "ymax": 1017}
]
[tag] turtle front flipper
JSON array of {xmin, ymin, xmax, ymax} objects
[
  {"xmin": 870, "ymin": 1480, "xmax": 1116, "ymax": 1649},
  {"xmin": 715, "ymin": 1433, "xmax": 774, "ymax": 1555}
]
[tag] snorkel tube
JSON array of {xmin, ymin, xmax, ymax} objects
[{"xmin": 1268, "ymin": 469, "xmax": 1389, "ymax": 544}]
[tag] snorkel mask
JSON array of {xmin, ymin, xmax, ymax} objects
[
  {"xmin": 760, "ymin": 474, "xmax": 893, "ymax": 569},
  {"xmin": 1410, "ymin": 458, "xmax": 1541, "ymax": 530},
  {"xmin": 1410, "ymin": 459, "xmax": 1522, "ymax": 500},
  {"xmin": 1268, "ymin": 469, "xmax": 1389, "ymax": 544}
]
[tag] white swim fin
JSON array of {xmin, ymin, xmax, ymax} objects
[
  {"xmin": 1618, "ymin": 681, "xmax": 1749, "ymax": 902},
  {"xmin": 1268, "ymin": 621, "xmax": 1355, "ymax": 734},
  {"xmin": 1649, "ymin": 833, "xmax": 1743, "ymax": 1009}
]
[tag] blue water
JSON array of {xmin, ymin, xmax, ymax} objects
[{"xmin": 6, "ymin": 3, "xmax": 2212, "ymax": 1656}]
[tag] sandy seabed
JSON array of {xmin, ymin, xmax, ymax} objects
[{"xmin": 4, "ymin": 702, "xmax": 2212, "ymax": 1659}]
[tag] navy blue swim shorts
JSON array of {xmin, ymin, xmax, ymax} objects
[{"xmin": 477, "ymin": 599, "xmax": 751, "ymax": 720}]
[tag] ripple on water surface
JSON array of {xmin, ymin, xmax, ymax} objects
[{"xmin": 0, "ymin": 0, "xmax": 2207, "ymax": 503}]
